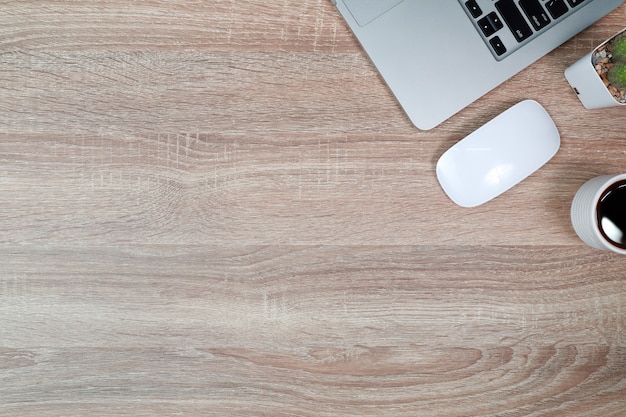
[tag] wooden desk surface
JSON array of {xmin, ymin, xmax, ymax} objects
[{"xmin": 1, "ymin": 1, "xmax": 625, "ymax": 415}]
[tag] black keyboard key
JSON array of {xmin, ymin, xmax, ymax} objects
[
  {"xmin": 519, "ymin": 0, "xmax": 551, "ymax": 30},
  {"xmin": 477, "ymin": 12, "xmax": 504, "ymax": 37},
  {"xmin": 567, "ymin": 0, "xmax": 587, "ymax": 7},
  {"xmin": 490, "ymin": 36, "xmax": 507, "ymax": 56},
  {"xmin": 465, "ymin": 0, "xmax": 483, "ymax": 18},
  {"xmin": 495, "ymin": 0, "xmax": 534, "ymax": 43},
  {"xmin": 546, "ymin": 0, "xmax": 569, "ymax": 19}
]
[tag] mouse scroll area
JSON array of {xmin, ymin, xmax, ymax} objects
[{"xmin": 436, "ymin": 100, "xmax": 560, "ymax": 208}]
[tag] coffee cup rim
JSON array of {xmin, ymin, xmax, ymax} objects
[{"xmin": 591, "ymin": 174, "xmax": 626, "ymax": 254}]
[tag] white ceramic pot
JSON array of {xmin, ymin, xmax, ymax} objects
[{"xmin": 564, "ymin": 28, "xmax": 626, "ymax": 109}]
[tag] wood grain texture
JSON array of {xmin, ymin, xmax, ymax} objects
[{"xmin": 1, "ymin": 1, "xmax": 625, "ymax": 415}]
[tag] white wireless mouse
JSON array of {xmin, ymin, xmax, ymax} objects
[{"xmin": 436, "ymin": 100, "xmax": 560, "ymax": 208}]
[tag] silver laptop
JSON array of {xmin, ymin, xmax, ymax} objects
[{"xmin": 333, "ymin": 0, "xmax": 624, "ymax": 130}]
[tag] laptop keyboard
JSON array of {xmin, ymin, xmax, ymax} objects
[{"xmin": 460, "ymin": 0, "xmax": 590, "ymax": 60}]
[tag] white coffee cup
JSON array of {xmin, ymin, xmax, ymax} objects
[{"xmin": 571, "ymin": 173, "xmax": 626, "ymax": 254}]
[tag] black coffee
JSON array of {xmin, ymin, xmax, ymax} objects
[{"xmin": 597, "ymin": 180, "xmax": 626, "ymax": 250}]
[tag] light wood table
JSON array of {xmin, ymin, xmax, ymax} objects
[{"xmin": 1, "ymin": 1, "xmax": 625, "ymax": 415}]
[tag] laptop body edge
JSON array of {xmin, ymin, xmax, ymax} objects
[{"xmin": 335, "ymin": 0, "xmax": 624, "ymax": 130}]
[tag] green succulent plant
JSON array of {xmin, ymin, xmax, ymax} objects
[
  {"xmin": 607, "ymin": 61, "xmax": 626, "ymax": 89},
  {"xmin": 610, "ymin": 34, "xmax": 626, "ymax": 62}
]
